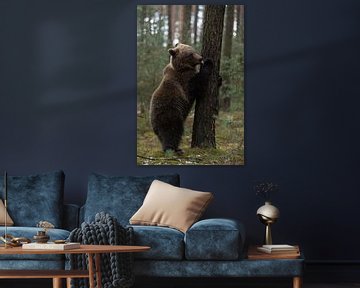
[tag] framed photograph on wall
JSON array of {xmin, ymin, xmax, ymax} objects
[{"xmin": 137, "ymin": 5, "xmax": 244, "ymax": 165}]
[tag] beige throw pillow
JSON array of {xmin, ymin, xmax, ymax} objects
[
  {"xmin": 0, "ymin": 199, "xmax": 14, "ymax": 226},
  {"xmin": 130, "ymin": 180, "xmax": 213, "ymax": 233}
]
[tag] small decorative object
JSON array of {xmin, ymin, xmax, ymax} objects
[
  {"xmin": 0, "ymin": 234, "xmax": 31, "ymax": 247},
  {"xmin": 33, "ymin": 230, "xmax": 50, "ymax": 243},
  {"xmin": 37, "ymin": 220, "xmax": 55, "ymax": 232},
  {"xmin": 254, "ymin": 181, "xmax": 280, "ymax": 245},
  {"xmin": 34, "ymin": 220, "xmax": 55, "ymax": 243}
]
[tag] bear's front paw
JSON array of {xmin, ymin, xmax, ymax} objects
[{"xmin": 202, "ymin": 59, "xmax": 214, "ymax": 71}]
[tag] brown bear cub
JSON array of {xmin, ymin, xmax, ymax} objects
[{"xmin": 150, "ymin": 43, "xmax": 213, "ymax": 155}]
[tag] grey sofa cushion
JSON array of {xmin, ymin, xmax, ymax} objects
[
  {"xmin": 131, "ymin": 225, "xmax": 184, "ymax": 260},
  {"xmin": 84, "ymin": 173, "xmax": 180, "ymax": 225},
  {"xmin": 184, "ymin": 218, "xmax": 245, "ymax": 260},
  {"xmin": 0, "ymin": 226, "xmax": 69, "ymax": 261},
  {"xmin": 0, "ymin": 170, "xmax": 65, "ymax": 227}
]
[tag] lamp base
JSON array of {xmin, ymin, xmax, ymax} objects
[{"xmin": 265, "ymin": 223, "xmax": 272, "ymax": 245}]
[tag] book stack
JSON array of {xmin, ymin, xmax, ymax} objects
[
  {"xmin": 22, "ymin": 242, "xmax": 80, "ymax": 250},
  {"xmin": 257, "ymin": 244, "xmax": 299, "ymax": 254},
  {"xmin": 248, "ymin": 244, "xmax": 300, "ymax": 260}
]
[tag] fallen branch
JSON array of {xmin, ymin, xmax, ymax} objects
[
  {"xmin": 137, "ymin": 154, "xmax": 204, "ymax": 164},
  {"xmin": 137, "ymin": 154, "xmax": 182, "ymax": 162}
]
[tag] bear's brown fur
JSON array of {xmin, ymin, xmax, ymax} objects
[{"xmin": 150, "ymin": 43, "xmax": 203, "ymax": 154}]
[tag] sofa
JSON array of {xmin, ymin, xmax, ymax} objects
[
  {"xmin": 0, "ymin": 170, "xmax": 78, "ymax": 270},
  {"xmin": 80, "ymin": 173, "xmax": 304, "ymax": 283},
  {"xmin": 0, "ymin": 171, "xmax": 304, "ymax": 287}
]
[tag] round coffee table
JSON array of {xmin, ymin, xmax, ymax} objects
[{"xmin": 0, "ymin": 244, "xmax": 150, "ymax": 288}]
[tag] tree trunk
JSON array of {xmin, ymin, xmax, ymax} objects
[
  {"xmin": 172, "ymin": 5, "xmax": 179, "ymax": 44},
  {"xmin": 197, "ymin": 5, "xmax": 205, "ymax": 45},
  {"xmin": 237, "ymin": 5, "xmax": 244, "ymax": 42},
  {"xmin": 181, "ymin": 5, "xmax": 192, "ymax": 44},
  {"xmin": 191, "ymin": 5, "xmax": 225, "ymax": 149},
  {"xmin": 139, "ymin": 5, "xmax": 147, "ymax": 44},
  {"xmin": 221, "ymin": 5, "xmax": 235, "ymax": 112},
  {"xmin": 193, "ymin": 5, "xmax": 199, "ymax": 45},
  {"xmin": 167, "ymin": 5, "xmax": 173, "ymax": 47},
  {"xmin": 223, "ymin": 5, "xmax": 234, "ymax": 59}
]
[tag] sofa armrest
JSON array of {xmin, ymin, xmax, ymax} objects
[
  {"xmin": 63, "ymin": 204, "xmax": 80, "ymax": 231},
  {"xmin": 184, "ymin": 218, "xmax": 245, "ymax": 260}
]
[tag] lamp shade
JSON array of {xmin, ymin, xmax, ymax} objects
[{"xmin": 256, "ymin": 201, "xmax": 280, "ymax": 221}]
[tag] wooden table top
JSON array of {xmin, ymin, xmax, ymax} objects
[{"xmin": 0, "ymin": 245, "xmax": 150, "ymax": 255}]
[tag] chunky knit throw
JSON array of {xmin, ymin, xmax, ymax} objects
[{"xmin": 68, "ymin": 212, "xmax": 134, "ymax": 288}]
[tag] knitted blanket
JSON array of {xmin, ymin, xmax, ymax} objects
[{"xmin": 68, "ymin": 212, "xmax": 134, "ymax": 288}]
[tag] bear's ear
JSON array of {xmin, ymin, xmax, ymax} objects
[{"xmin": 168, "ymin": 48, "xmax": 177, "ymax": 57}]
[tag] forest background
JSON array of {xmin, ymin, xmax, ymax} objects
[{"xmin": 137, "ymin": 5, "xmax": 244, "ymax": 165}]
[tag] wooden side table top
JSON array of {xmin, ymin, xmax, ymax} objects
[
  {"xmin": 0, "ymin": 244, "xmax": 150, "ymax": 255},
  {"xmin": 247, "ymin": 245, "xmax": 301, "ymax": 260}
]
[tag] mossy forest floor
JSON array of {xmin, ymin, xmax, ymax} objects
[{"xmin": 137, "ymin": 110, "xmax": 244, "ymax": 165}]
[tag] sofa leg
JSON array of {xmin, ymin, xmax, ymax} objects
[
  {"xmin": 293, "ymin": 276, "xmax": 302, "ymax": 288},
  {"xmin": 53, "ymin": 278, "xmax": 62, "ymax": 288}
]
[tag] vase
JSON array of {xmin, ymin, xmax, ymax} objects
[{"xmin": 256, "ymin": 201, "xmax": 280, "ymax": 245}]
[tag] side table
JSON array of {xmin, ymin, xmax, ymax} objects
[{"xmin": 247, "ymin": 245, "xmax": 304, "ymax": 288}]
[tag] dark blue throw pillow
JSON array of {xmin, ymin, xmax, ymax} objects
[
  {"xmin": 84, "ymin": 174, "xmax": 180, "ymax": 225},
  {"xmin": 0, "ymin": 170, "xmax": 65, "ymax": 227}
]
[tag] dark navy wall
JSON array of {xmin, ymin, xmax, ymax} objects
[{"xmin": 1, "ymin": 0, "xmax": 360, "ymax": 262}]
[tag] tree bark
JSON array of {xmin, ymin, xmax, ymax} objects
[
  {"xmin": 193, "ymin": 5, "xmax": 199, "ymax": 45},
  {"xmin": 172, "ymin": 5, "xmax": 178, "ymax": 43},
  {"xmin": 191, "ymin": 5, "xmax": 225, "ymax": 149},
  {"xmin": 139, "ymin": 5, "xmax": 147, "ymax": 44},
  {"xmin": 167, "ymin": 5, "xmax": 173, "ymax": 47},
  {"xmin": 237, "ymin": 5, "xmax": 244, "ymax": 42},
  {"xmin": 181, "ymin": 5, "xmax": 192, "ymax": 44},
  {"xmin": 223, "ymin": 5, "xmax": 234, "ymax": 59},
  {"xmin": 221, "ymin": 5, "xmax": 235, "ymax": 112}
]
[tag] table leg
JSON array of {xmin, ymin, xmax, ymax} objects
[
  {"xmin": 52, "ymin": 278, "xmax": 62, "ymax": 288},
  {"xmin": 66, "ymin": 277, "xmax": 72, "ymax": 288},
  {"xmin": 88, "ymin": 253, "xmax": 95, "ymax": 288},
  {"xmin": 95, "ymin": 253, "xmax": 102, "ymax": 288},
  {"xmin": 293, "ymin": 276, "xmax": 302, "ymax": 288}
]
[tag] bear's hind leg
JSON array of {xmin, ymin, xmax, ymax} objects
[{"xmin": 157, "ymin": 120, "xmax": 184, "ymax": 155}]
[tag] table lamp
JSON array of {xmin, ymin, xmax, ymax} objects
[
  {"xmin": 2, "ymin": 171, "xmax": 8, "ymax": 248},
  {"xmin": 256, "ymin": 201, "xmax": 280, "ymax": 245},
  {"xmin": 1, "ymin": 172, "xmax": 31, "ymax": 248}
]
